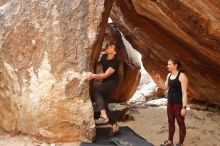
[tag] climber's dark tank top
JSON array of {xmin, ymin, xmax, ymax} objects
[{"xmin": 168, "ymin": 72, "xmax": 182, "ymax": 104}]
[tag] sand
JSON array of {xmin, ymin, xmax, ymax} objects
[
  {"xmin": 0, "ymin": 105, "xmax": 219, "ymax": 146},
  {"xmin": 120, "ymin": 105, "xmax": 220, "ymax": 145}
]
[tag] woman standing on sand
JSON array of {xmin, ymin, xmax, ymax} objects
[{"xmin": 155, "ymin": 58, "xmax": 188, "ymax": 146}]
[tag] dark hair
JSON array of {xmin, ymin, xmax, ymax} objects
[
  {"xmin": 169, "ymin": 58, "xmax": 181, "ymax": 70},
  {"xmin": 108, "ymin": 40, "xmax": 116, "ymax": 46},
  {"xmin": 107, "ymin": 40, "xmax": 120, "ymax": 55}
]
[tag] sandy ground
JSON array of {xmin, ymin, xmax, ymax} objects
[
  {"xmin": 0, "ymin": 105, "xmax": 219, "ymax": 146},
  {"xmin": 0, "ymin": 132, "xmax": 80, "ymax": 146},
  {"xmin": 120, "ymin": 105, "xmax": 220, "ymax": 146}
]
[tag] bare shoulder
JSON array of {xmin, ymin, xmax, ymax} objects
[
  {"xmin": 179, "ymin": 72, "xmax": 188, "ymax": 81},
  {"xmin": 167, "ymin": 73, "xmax": 171, "ymax": 78}
]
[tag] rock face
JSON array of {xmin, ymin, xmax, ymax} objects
[
  {"xmin": 110, "ymin": 0, "xmax": 220, "ymax": 105},
  {"xmin": 0, "ymin": 0, "xmax": 112, "ymax": 143}
]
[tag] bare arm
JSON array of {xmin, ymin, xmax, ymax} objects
[
  {"xmin": 179, "ymin": 73, "xmax": 188, "ymax": 107},
  {"xmin": 91, "ymin": 67, "xmax": 115, "ymax": 80},
  {"xmin": 155, "ymin": 73, "xmax": 170, "ymax": 90}
]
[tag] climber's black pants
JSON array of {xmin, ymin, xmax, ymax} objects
[{"xmin": 93, "ymin": 80, "xmax": 118, "ymax": 125}]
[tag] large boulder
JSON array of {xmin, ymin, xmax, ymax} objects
[
  {"xmin": 110, "ymin": 0, "xmax": 220, "ymax": 105},
  {"xmin": 0, "ymin": 0, "xmax": 113, "ymax": 143}
]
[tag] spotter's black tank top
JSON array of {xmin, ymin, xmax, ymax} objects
[{"xmin": 168, "ymin": 72, "xmax": 182, "ymax": 104}]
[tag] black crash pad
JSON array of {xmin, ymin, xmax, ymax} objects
[{"xmin": 80, "ymin": 126, "xmax": 153, "ymax": 146}]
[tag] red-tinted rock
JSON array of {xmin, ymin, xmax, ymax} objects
[{"xmin": 110, "ymin": 0, "xmax": 220, "ymax": 105}]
